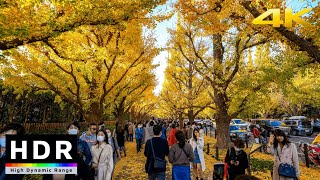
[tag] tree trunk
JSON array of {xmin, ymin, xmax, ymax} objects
[
  {"xmin": 188, "ymin": 109, "xmax": 195, "ymax": 124},
  {"xmin": 117, "ymin": 109, "xmax": 126, "ymax": 129},
  {"xmin": 215, "ymin": 118, "xmax": 232, "ymax": 149},
  {"xmin": 179, "ymin": 112, "xmax": 183, "ymax": 129},
  {"xmin": 84, "ymin": 102, "xmax": 102, "ymax": 123},
  {"xmin": 214, "ymin": 87, "xmax": 232, "ymax": 149}
]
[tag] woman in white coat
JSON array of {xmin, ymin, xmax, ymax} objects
[
  {"xmin": 267, "ymin": 129, "xmax": 299, "ymax": 180},
  {"xmin": 91, "ymin": 130, "xmax": 114, "ymax": 180},
  {"xmin": 190, "ymin": 128, "xmax": 205, "ymax": 180}
]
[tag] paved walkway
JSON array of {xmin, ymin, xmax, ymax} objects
[
  {"xmin": 113, "ymin": 136, "xmax": 320, "ymax": 180},
  {"xmin": 113, "ymin": 137, "xmax": 218, "ymax": 180}
]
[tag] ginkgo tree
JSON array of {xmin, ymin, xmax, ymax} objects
[
  {"xmin": 169, "ymin": 9, "xmax": 275, "ymax": 148},
  {"xmin": 180, "ymin": 0, "xmax": 320, "ymax": 63},
  {"xmin": 158, "ymin": 35, "xmax": 214, "ymax": 126},
  {"xmin": 1, "ymin": 21, "xmax": 158, "ymax": 123},
  {"xmin": 0, "ymin": 0, "xmax": 166, "ymax": 50}
]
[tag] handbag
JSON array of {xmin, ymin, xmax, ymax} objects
[
  {"xmin": 151, "ymin": 138, "xmax": 167, "ymax": 169},
  {"xmin": 276, "ymin": 148, "xmax": 297, "ymax": 178}
]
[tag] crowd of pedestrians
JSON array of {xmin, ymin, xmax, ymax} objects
[{"xmin": 1, "ymin": 119, "xmax": 291, "ymax": 180}]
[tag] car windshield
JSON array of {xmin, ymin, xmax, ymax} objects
[
  {"xmin": 284, "ymin": 121, "xmax": 292, "ymax": 125},
  {"xmin": 233, "ymin": 119, "xmax": 246, "ymax": 124},
  {"xmin": 299, "ymin": 120, "xmax": 311, "ymax": 126}
]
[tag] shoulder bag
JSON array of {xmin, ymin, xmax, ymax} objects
[
  {"xmin": 91, "ymin": 147, "xmax": 105, "ymax": 177},
  {"xmin": 151, "ymin": 139, "xmax": 167, "ymax": 169},
  {"xmin": 276, "ymin": 145, "xmax": 297, "ymax": 178},
  {"xmin": 180, "ymin": 144, "xmax": 191, "ymax": 162}
]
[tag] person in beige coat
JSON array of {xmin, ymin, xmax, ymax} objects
[
  {"xmin": 267, "ymin": 129, "xmax": 299, "ymax": 180},
  {"xmin": 91, "ymin": 130, "xmax": 114, "ymax": 180}
]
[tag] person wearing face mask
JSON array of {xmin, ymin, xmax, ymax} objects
[
  {"xmin": 224, "ymin": 139, "xmax": 248, "ymax": 180},
  {"xmin": 44, "ymin": 121, "xmax": 93, "ymax": 180},
  {"xmin": 72, "ymin": 121, "xmax": 94, "ymax": 179},
  {"xmin": 91, "ymin": 130, "xmax": 113, "ymax": 180},
  {"xmin": 105, "ymin": 128, "xmax": 121, "ymax": 177},
  {"xmin": 0, "ymin": 123, "xmax": 25, "ymax": 180},
  {"xmin": 267, "ymin": 129, "xmax": 299, "ymax": 180},
  {"xmin": 135, "ymin": 123, "xmax": 144, "ymax": 153}
]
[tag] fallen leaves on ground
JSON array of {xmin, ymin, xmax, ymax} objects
[{"xmin": 113, "ymin": 136, "xmax": 320, "ymax": 180}]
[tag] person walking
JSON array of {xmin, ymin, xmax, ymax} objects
[
  {"xmin": 190, "ymin": 129, "xmax": 205, "ymax": 180},
  {"xmin": 116, "ymin": 124, "xmax": 126, "ymax": 157},
  {"xmin": 267, "ymin": 129, "xmax": 299, "ymax": 180},
  {"xmin": 135, "ymin": 123, "xmax": 144, "ymax": 153},
  {"xmin": 198, "ymin": 124, "xmax": 204, "ymax": 138},
  {"xmin": 0, "ymin": 123, "xmax": 26, "ymax": 180},
  {"xmin": 144, "ymin": 125, "xmax": 169, "ymax": 180},
  {"xmin": 69, "ymin": 121, "xmax": 92, "ymax": 180},
  {"xmin": 251, "ymin": 125, "xmax": 260, "ymax": 143},
  {"xmin": 166, "ymin": 122, "xmax": 172, "ymax": 140},
  {"xmin": 224, "ymin": 138, "xmax": 249, "ymax": 180},
  {"xmin": 91, "ymin": 130, "xmax": 113, "ymax": 180},
  {"xmin": 160, "ymin": 123, "xmax": 167, "ymax": 141},
  {"xmin": 144, "ymin": 121, "xmax": 155, "ymax": 144},
  {"xmin": 168, "ymin": 123, "xmax": 177, "ymax": 146},
  {"xmin": 168, "ymin": 130, "xmax": 195, "ymax": 180},
  {"xmin": 105, "ymin": 128, "xmax": 121, "ymax": 177},
  {"xmin": 128, "ymin": 122, "xmax": 134, "ymax": 142},
  {"xmin": 125, "ymin": 122, "xmax": 130, "ymax": 141},
  {"xmin": 43, "ymin": 121, "xmax": 92, "ymax": 180},
  {"xmin": 98, "ymin": 122, "xmax": 106, "ymax": 131},
  {"xmin": 80, "ymin": 123, "xmax": 97, "ymax": 149},
  {"xmin": 133, "ymin": 122, "xmax": 136, "ymax": 141}
]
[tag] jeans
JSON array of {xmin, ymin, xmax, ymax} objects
[
  {"xmin": 148, "ymin": 172, "xmax": 165, "ymax": 180},
  {"xmin": 136, "ymin": 139, "xmax": 142, "ymax": 152}
]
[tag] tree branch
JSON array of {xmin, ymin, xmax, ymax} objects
[
  {"xmin": 241, "ymin": 0, "xmax": 320, "ymax": 63},
  {"xmin": 0, "ymin": 14, "xmax": 129, "ymax": 50}
]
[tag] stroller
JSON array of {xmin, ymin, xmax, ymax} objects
[
  {"xmin": 308, "ymin": 144, "xmax": 320, "ymax": 166},
  {"xmin": 300, "ymin": 142, "xmax": 320, "ymax": 166}
]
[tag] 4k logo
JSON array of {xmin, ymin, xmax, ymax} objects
[{"xmin": 252, "ymin": 8, "xmax": 313, "ymax": 27}]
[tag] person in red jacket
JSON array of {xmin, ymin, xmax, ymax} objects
[
  {"xmin": 251, "ymin": 125, "xmax": 260, "ymax": 143},
  {"xmin": 168, "ymin": 123, "xmax": 177, "ymax": 146}
]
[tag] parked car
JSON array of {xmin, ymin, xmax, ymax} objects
[
  {"xmin": 270, "ymin": 120, "xmax": 291, "ymax": 135},
  {"xmin": 230, "ymin": 124, "xmax": 249, "ymax": 141},
  {"xmin": 249, "ymin": 119, "xmax": 290, "ymax": 136},
  {"xmin": 283, "ymin": 116, "xmax": 313, "ymax": 136},
  {"xmin": 230, "ymin": 119, "xmax": 251, "ymax": 131},
  {"xmin": 194, "ymin": 119, "xmax": 203, "ymax": 125},
  {"xmin": 313, "ymin": 119, "xmax": 320, "ymax": 130}
]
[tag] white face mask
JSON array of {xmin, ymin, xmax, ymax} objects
[
  {"xmin": 107, "ymin": 132, "xmax": 111, "ymax": 137},
  {"xmin": 97, "ymin": 136, "xmax": 105, "ymax": 142},
  {"xmin": 68, "ymin": 129, "xmax": 78, "ymax": 135},
  {"xmin": 234, "ymin": 147, "xmax": 241, "ymax": 151}
]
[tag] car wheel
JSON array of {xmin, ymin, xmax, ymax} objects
[{"xmin": 291, "ymin": 130, "xmax": 297, "ymax": 136}]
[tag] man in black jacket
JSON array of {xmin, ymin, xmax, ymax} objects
[
  {"xmin": 144, "ymin": 124, "xmax": 169, "ymax": 180},
  {"xmin": 0, "ymin": 123, "xmax": 25, "ymax": 180}
]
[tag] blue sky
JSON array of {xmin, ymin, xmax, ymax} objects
[
  {"xmin": 150, "ymin": 0, "xmax": 319, "ymax": 95},
  {"xmin": 150, "ymin": 0, "xmax": 177, "ymax": 95}
]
